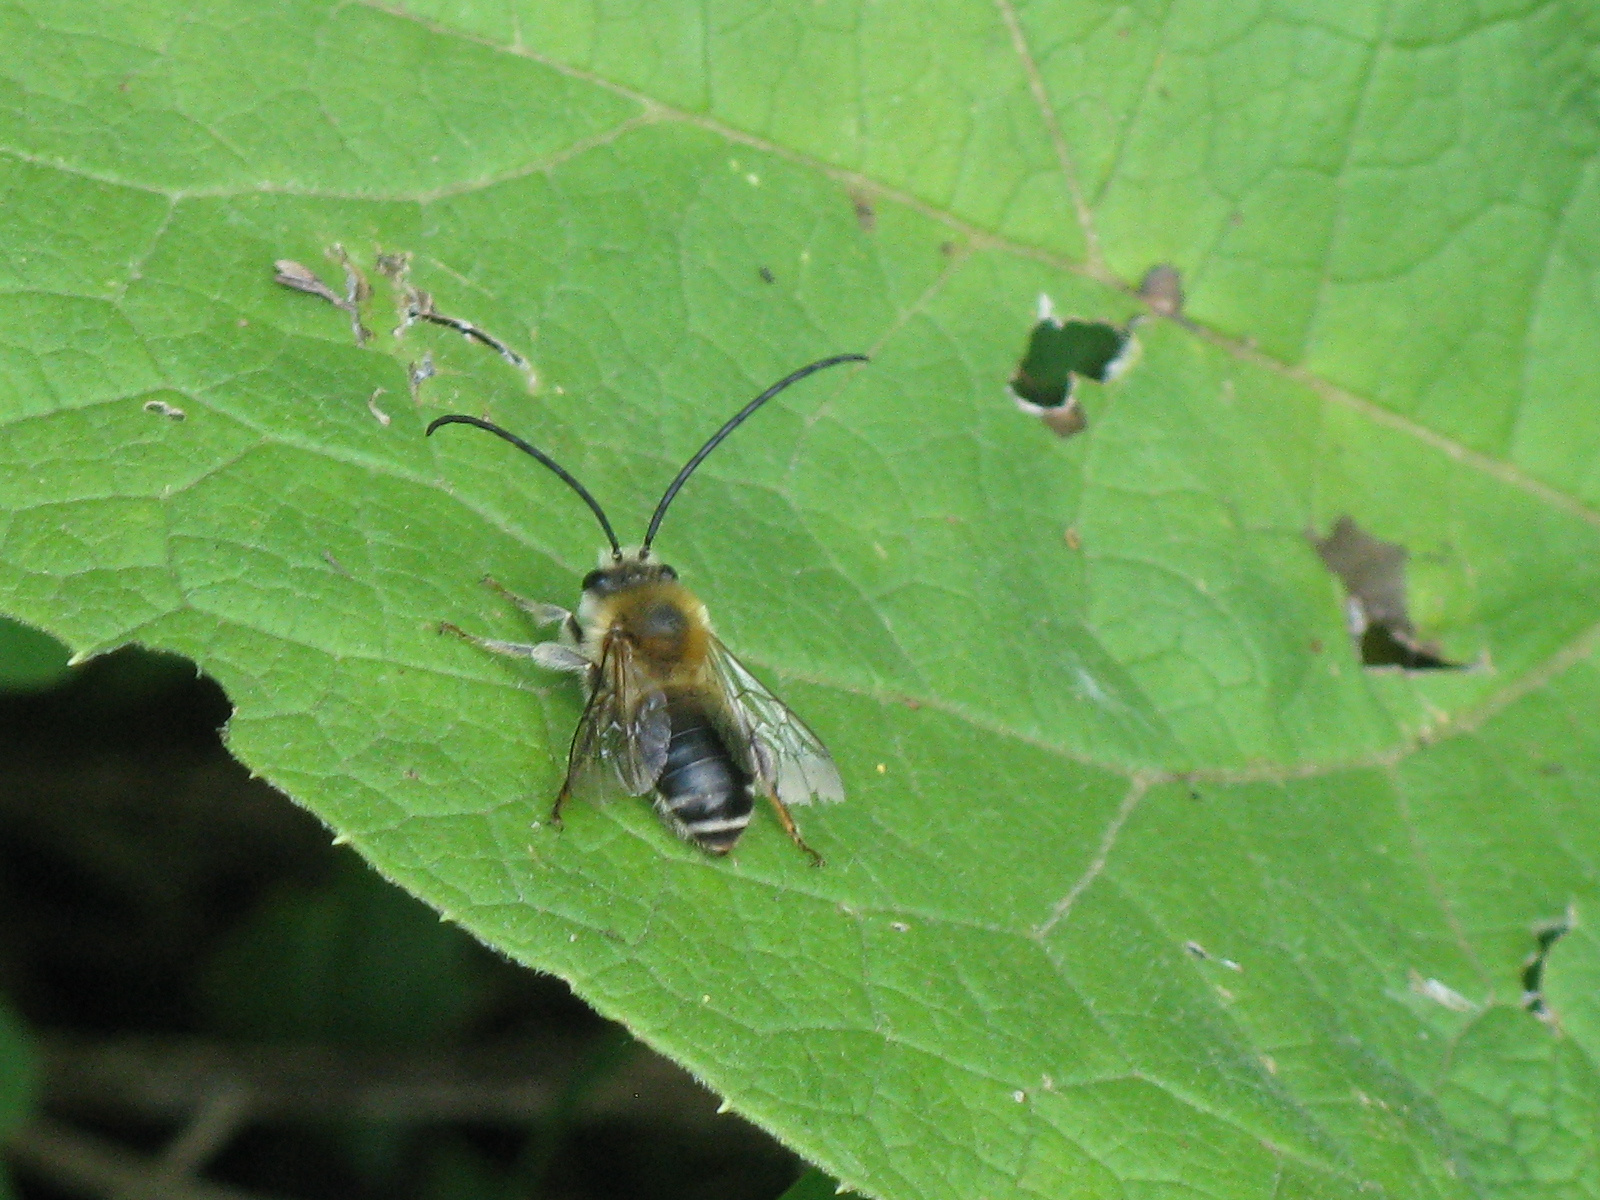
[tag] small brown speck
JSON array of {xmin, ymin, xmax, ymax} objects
[
  {"xmin": 1063, "ymin": 527, "xmax": 1081, "ymax": 551},
  {"xmin": 1137, "ymin": 264, "xmax": 1184, "ymax": 318},
  {"xmin": 1035, "ymin": 396, "xmax": 1087, "ymax": 438},
  {"xmin": 376, "ymin": 252, "xmax": 411, "ymax": 280},
  {"xmin": 852, "ymin": 195, "xmax": 877, "ymax": 232},
  {"xmin": 1309, "ymin": 637, "xmax": 1323, "ymax": 654}
]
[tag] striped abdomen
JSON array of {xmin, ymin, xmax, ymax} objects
[{"xmin": 654, "ymin": 694, "xmax": 753, "ymax": 853}]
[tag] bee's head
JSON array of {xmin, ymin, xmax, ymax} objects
[
  {"xmin": 578, "ymin": 550, "xmax": 705, "ymax": 666},
  {"xmin": 580, "ymin": 549, "xmax": 678, "ymax": 598}
]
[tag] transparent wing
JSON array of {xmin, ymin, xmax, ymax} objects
[
  {"xmin": 562, "ymin": 633, "xmax": 670, "ymax": 803},
  {"xmin": 706, "ymin": 636, "xmax": 844, "ymax": 806}
]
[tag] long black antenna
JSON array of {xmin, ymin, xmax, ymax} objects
[
  {"xmin": 426, "ymin": 414, "xmax": 623, "ymax": 559},
  {"xmin": 641, "ymin": 353, "xmax": 868, "ymax": 554}
]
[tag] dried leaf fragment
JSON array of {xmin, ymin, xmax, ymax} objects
[
  {"xmin": 273, "ymin": 259, "xmax": 343, "ymax": 306},
  {"xmin": 1407, "ymin": 970, "xmax": 1476, "ymax": 1013},
  {"xmin": 273, "ymin": 255, "xmax": 370, "ymax": 345}
]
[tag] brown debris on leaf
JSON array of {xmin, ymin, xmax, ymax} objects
[
  {"xmin": 142, "ymin": 399, "xmax": 185, "ymax": 421},
  {"xmin": 407, "ymin": 350, "xmax": 436, "ymax": 401},
  {"xmin": 1138, "ymin": 264, "xmax": 1185, "ymax": 319},
  {"xmin": 377, "ymin": 251, "xmax": 526, "ymax": 368},
  {"xmin": 1311, "ymin": 516, "xmax": 1464, "ymax": 670},
  {"xmin": 401, "ymin": 287, "xmax": 527, "ymax": 368},
  {"xmin": 1028, "ymin": 395, "xmax": 1087, "ymax": 438},
  {"xmin": 278, "ymin": 246, "xmax": 534, "ymax": 379},
  {"xmin": 273, "ymin": 251, "xmax": 371, "ymax": 345}
]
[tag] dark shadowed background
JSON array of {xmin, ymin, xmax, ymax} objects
[{"xmin": 0, "ymin": 634, "xmax": 804, "ymax": 1200}]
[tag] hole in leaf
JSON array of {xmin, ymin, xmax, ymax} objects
[
  {"xmin": 1356, "ymin": 624, "xmax": 1457, "ymax": 670},
  {"xmin": 1011, "ymin": 314, "xmax": 1126, "ymax": 400},
  {"xmin": 1008, "ymin": 296, "xmax": 1135, "ymax": 439},
  {"xmin": 1310, "ymin": 516, "xmax": 1466, "ymax": 671},
  {"xmin": 1521, "ymin": 908, "xmax": 1573, "ymax": 1021}
]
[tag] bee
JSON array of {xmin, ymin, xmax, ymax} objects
[{"xmin": 426, "ymin": 354, "xmax": 866, "ymax": 864}]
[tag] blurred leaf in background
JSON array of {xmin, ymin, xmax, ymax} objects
[
  {"xmin": 0, "ymin": 998, "xmax": 35, "ymax": 1200},
  {"xmin": 199, "ymin": 854, "xmax": 498, "ymax": 1050},
  {"xmin": 0, "ymin": 620, "xmax": 67, "ymax": 694}
]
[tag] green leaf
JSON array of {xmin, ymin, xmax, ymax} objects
[
  {"xmin": 0, "ymin": 994, "xmax": 37, "ymax": 1200},
  {"xmin": 3, "ymin": 3, "xmax": 1598, "ymax": 1198},
  {"xmin": 0, "ymin": 615, "xmax": 68, "ymax": 691}
]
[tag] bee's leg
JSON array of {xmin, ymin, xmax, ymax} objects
[
  {"xmin": 481, "ymin": 576, "xmax": 569, "ymax": 626},
  {"xmin": 437, "ymin": 621, "xmax": 543, "ymax": 659},
  {"xmin": 761, "ymin": 785, "xmax": 825, "ymax": 867},
  {"xmin": 550, "ymin": 781, "xmax": 571, "ymax": 830},
  {"xmin": 439, "ymin": 623, "xmax": 589, "ymax": 677}
]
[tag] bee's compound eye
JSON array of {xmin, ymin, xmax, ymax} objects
[
  {"xmin": 581, "ymin": 569, "xmax": 607, "ymax": 593},
  {"xmin": 658, "ymin": 564, "xmax": 678, "ymax": 581}
]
